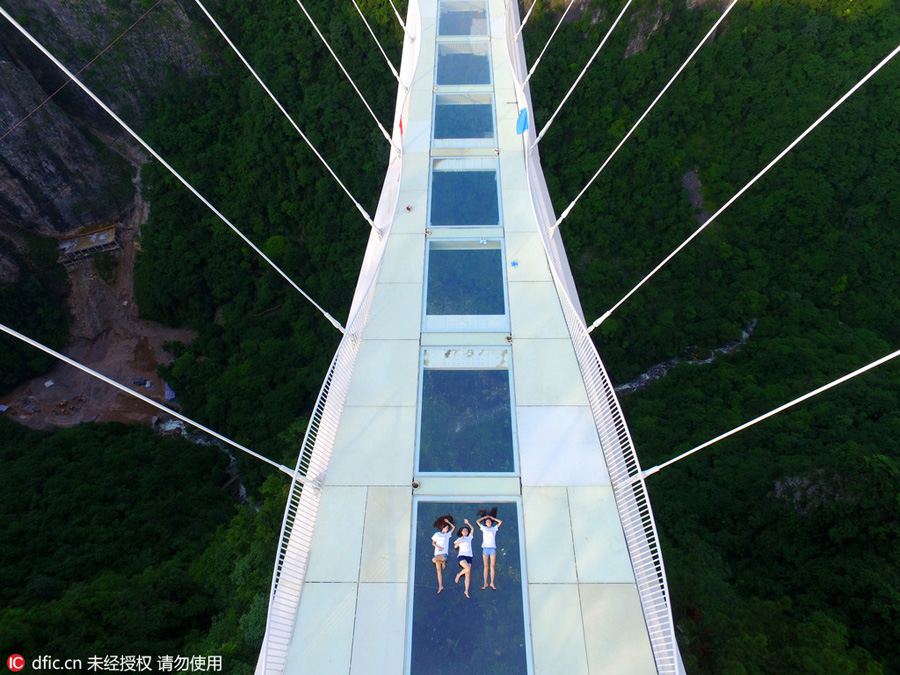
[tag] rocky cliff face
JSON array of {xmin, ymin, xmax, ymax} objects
[
  {"xmin": 0, "ymin": 249, "xmax": 18, "ymax": 285},
  {"xmin": 0, "ymin": 58, "xmax": 134, "ymax": 234},
  {"xmin": 0, "ymin": 0, "xmax": 209, "ymax": 235}
]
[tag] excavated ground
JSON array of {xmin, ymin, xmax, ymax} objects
[{"xmin": 0, "ymin": 189, "xmax": 197, "ymax": 430}]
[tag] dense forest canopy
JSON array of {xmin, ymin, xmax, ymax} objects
[
  {"xmin": 1, "ymin": 0, "xmax": 404, "ymax": 671},
  {"xmin": 0, "ymin": 234, "xmax": 69, "ymax": 390},
  {"xmin": 132, "ymin": 0, "xmax": 405, "ymax": 462},
  {"xmin": 525, "ymin": 0, "xmax": 900, "ymax": 670},
  {"xmin": 1, "ymin": 0, "xmax": 898, "ymax": 672},
  {"xmin": 0, "ymin": 418, "xmax": 287, "ymax": 671}
]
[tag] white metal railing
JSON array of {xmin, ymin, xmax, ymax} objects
[
  {"xmin": 504, "ymin": 2, "xmax": 681, "ymax": 673},
  {"xmin": 257, "ymin": 3, "xmax": 423, "ymax": 673}
]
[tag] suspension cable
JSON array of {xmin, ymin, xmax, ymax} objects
[
  {"xmin": 532, "ymin": 0, "xmax": 635, "ymax": 148},
  {"xmin": 192, "ymin": 0, "xmax": 378, "ymax": 231},
  {"xmin": 291, "ymin": 0, "xmax": 396, "ymax": 149},
  {"xmin": 589, "ymin": 40, "xmax": 900, "ymax": 332},
  {"xmin": 0, "ymin": 322, "xmax": 300, "ymax": 479},
  {"xmin": 0, "ymin": 0, "xmax": 164, "ymax": 144},
  {"xmin": 640, "ymin": 347, "xmax": 900, "ymax": 480},
  {"xmin": 523, "ymin": 0, "xmax": 578, "ymax": 86},
  {"xmin": 351, "ymin": 0, "xmax": 402, "ymax": 87},
  {"xmin": 0, "ymin": 7, "xmax": 346, "ymax": 334},
  {"xmin": 516, "ymin": 0, "xmax": 538, "ymax": 39},
  {"xmin": 387, "ymin": 0, "xmax": 407, "ymax": 33},
  {"xmin": 553, "ymin": 0, "xmax": 739, "ymax": 231}
]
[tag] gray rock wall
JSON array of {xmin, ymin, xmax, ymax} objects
[
  {"xmin": 0, "ymin": 0, "xmax": 209, "ymax": 234},
  {"xmin": 0, "ymin": 58, "xmax": 133, "ymax": 234},
  {"xmin": 0, "ymin": 249, "xmax": 19, "ymax": 285}
]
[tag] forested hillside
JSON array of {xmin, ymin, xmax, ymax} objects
[
  {"xmin": 0, "ymin": 418, "xmax": 287, "ymax": 670},
  {"xmin": 133, "ymin": 0, "xmax": 403, "ymax": 463},
  {"xmin": 525, "ymin": 0, "xmax": 900, "ymax": 670},
  {"xmin": 1, "ymin": 0, "xmax": 403, "ymax": 671},
  {"xmin": 0, "ymin": 0, "xmax": 898, "ymax": 672},
  {"xmin": 0, "ymin": 234, "xmax": 69, "ymax": 390}
]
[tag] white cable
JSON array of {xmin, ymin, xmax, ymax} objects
[
  {"xmin": 532, "ymin": 0, "xmax": 635, "ymax": 148},
  {"xmin": 641, "ymin": 347, "xmax": 900, "ymax": 479},
  {"xmin": 192, "ymin": 0, "xmax": 378, "ymax": 232},
  {"xmin": 0, "ymin": 321, "xmax": 299, "ymax": 479},
  {"xmin": 387, "ymin": 0, "xmax": 407, "ymax": 33},
  {"xmin": 589, "ymin": 40, "xmax": 900, "ymax": 331},
  {"xmin": 516, "ymin": 0, "xmax": 538, "ymax": 39},
  {"xmin": 0, "ymin": 6, "xmax": 347, "ymax": 335},
  {"xmin": 291, "ymin": 0, "xmax": 397, "ymax": 150},
  {"xmin": 554, "ymin": 0, "xmax": 739, "ymax": 230},
  {"xmin": 352, "ymin": 0, "xmax": 403, "ymax": 87},
  {"xmin": 523, "ymin": 0, "xmax": 578, "ymax": 86}
]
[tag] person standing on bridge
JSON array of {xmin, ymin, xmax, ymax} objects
[
  {"xmin": 477, "ymin": 510, "xmax": 502, "ymax": 590},
  {"xmin": 431, "ymin": 515, "xmax": 455, "ymax": 594}
]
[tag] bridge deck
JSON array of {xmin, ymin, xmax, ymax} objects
[{"xmin": 269, "ymin": 1, "xmax": 662, "ymax": 672}]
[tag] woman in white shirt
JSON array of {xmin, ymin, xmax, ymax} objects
[
  {"xmin": 477, "ymin": 512, "xmax": 503, "ymax": 590},
  {"xmin": 453, "ymin": 519, "xmax": 475, "ymax": 598},
  {"xmin": 431, "ymin": 515, "xmax": 455, "ymax": 593}
]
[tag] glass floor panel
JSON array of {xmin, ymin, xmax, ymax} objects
[
  {"xmin": 438, "ymin": 1, "xmax": 489, "ymax": 36},
  {"xmin": 427, "ymin": 246, "xmax": 504, "ymax": 316},
  {"xmin": 411, "ymin": 500, "xmax": 527, "ymax": 674},
  {"xmin": 430, "ymin": 171, "xmax": 499, "ymax": 226},
  {"xmin": 434, "ymin": 94, "xmax": 495, "ymax": 140},
  {"xmin": 437, "ymin": 43, "xmax": 491, "ymax": 85},
  {"xmin": 419, "ymin": 369, "xmax": 514, "ymax": 473}
]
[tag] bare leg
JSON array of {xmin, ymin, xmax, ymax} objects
[
  {"xmin": 482, "ymin": 554, "xmax": 489, "ymax": 589},
  {"xmin": 434, "ymin": 559, "xmax": 444, "ymax": 593},
  {"xmin": 463, "ymin": 561, "xmax": 471, "ymax": 598},
  {"xmin": 489, "ymin": 553, "xmax": 497, "ymax": 589}
]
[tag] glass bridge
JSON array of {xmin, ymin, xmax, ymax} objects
[{"xmin": 256, "ymin": 1, "xmax": 681, "ymax": 673}]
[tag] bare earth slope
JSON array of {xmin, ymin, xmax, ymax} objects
[{"xmin": 0, "ymin": 188, "xmax": 196, "ymax": 429}]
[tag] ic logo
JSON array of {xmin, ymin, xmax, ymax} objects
[{"xmin": 7, "ymin": 655, "xmax": 25, "ymax": 672}]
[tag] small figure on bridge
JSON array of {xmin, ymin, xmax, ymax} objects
[
  {"xmin": 477, "ymin": 508, "xmax": 502, "ymax": 590},
  {"xmin": 453, "ymin": 519, "xmax": 474, "ymax": 598},
  {"xmin": 431, "ymin": 515, "xmax": 455, "ymax": 593}
]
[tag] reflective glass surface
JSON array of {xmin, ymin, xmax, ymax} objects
[
  {"xmin": 411, "ymin": 501, "xmax": 527, "ymax": 674},
  {"xmin": 430, "ymin": 171, "xmax": 499, "ymax": 226},
  {"xmin": 427, "ymin": 247, "xmax": 504, "ymax": 316},
  {"xmin": 419, "ymin": 369, "xmax": 514, "ymax": 473},
  {"xmin": 438, "ymin": 2, "xmax": 489, "ymax": 36},
  {"xmin": 434, "ymin": 95, "xmax": 494, "ymax": 140},
  {"xmin": 437, "ymin": 44, "xmax": 491, "ymax": 85}
]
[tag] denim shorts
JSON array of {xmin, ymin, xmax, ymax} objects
[{"xmin": 482, "ymin": 547, "xmax": 496, "ymax": 556}]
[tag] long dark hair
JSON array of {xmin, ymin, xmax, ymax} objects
[
  {"xmin": 477, "ymin": 506, "xmax": 498, "ymax": 519},
  {"xmin": 433, "ymin": 514, "xmax": 455, "ymax": 529}
]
